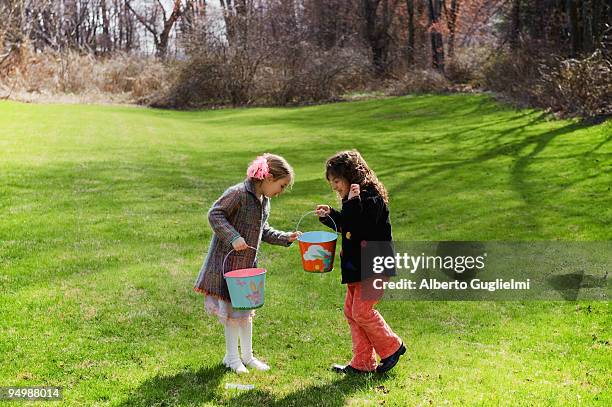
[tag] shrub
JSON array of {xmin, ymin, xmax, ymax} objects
[
  {"xmin": 384, "ymin": 69, "xmax": 450, "ymax": 96},
  {"xmin": 445, "ymin": 47, "xmax": 489, "ymax": 84},
  {"xmin": 150, "ymin": 43, "xmax": 265, "ymax": 109},
  {"xmin": 255, "ymin": 45, "xmax": 370, "ymax": 106},
  {"xmin": 539, "ymin": 50, "xmax": 611, "ymax": 117},
  {"xmin": 1, "ymin": 45, "xmax": 169, "ymax": 103},
  {"xmin": 478, "ymin": 45, "xmax": 543, "ymax": 106},
  {"xmin": 153, "ymin": 41, "xmax": 371, "ymax": 109},
  {"xmin": 479, "ymin": 43, "xmax": 611, "ymax": 118}
]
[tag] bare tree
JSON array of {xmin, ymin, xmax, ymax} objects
[
  {"xmin": 1, "ymin": 0, "xmax": 25, "ymax": 69},
  {"xmin": 508, "ymin": 0, "xmax": 520, "ymax": 49},
  {"xmin": 404, "ymin": 0, "xmax": 415, "ymax": 65},
  {"xmin": 566, "ymin": 0, "xmax": 580, "ymax": 57},
  {"xmin": 443, "ymin": 0, "xmax": 460, "ymax": 59},
  {"xmin": 427, "ymin": 0, "xmax": 444, "ymax": 71},
  {"xmin": 362, "ymin": 0, "xmax": 399, "ymax": 75},
  {"xmin": 126, "ymin": 0, "xmax": 185, "ymax": 57},
  {"xmin": 0, "ymin": 0, "xmax": 24, "ymax": 48},
  {"xmin": 219, "ymin": 0, "xmax": 250, "ymax": 46},
  {"xmin": 180, "ymin": 0, "xmax": 206, "ymax": 35}
]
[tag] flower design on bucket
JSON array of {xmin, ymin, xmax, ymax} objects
[{"xmin": 303, "ymin": 245, "xmax": 333, "ymax": 271}]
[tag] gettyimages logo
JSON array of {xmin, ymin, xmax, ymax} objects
[
  {"xmin": 361, "ymin": 241, "xmax": 609, "ymax": 301},
  {"xmin": 372, "ymin": 251, "xmax": 487, "ymax": 274}
]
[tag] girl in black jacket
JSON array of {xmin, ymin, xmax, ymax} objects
[{"xmin": 316, "ymin": 150, "xmax": 405, "ymax": 374}]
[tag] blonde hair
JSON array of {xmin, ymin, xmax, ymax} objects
[{"xmin": 248, "ymin": 153, "xmax": 294, "ymax": 185}]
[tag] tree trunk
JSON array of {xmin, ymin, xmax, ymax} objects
[
  {"xmin": 427, "ymin": 0, "xmax": 444, "ymax": 71},
  {"xmin": 532, "ymin": 0, "xmax": 545, "ymax": 39},
  {"xmin": 126, "ymin": 0, "xmax": 134, "ymax": 50},
  {"xmin": 446, "ymin": 0, "xmax": 459, "ymax": 59},
  {"xmin": 405, "ymin": 0, "xmax": 414, "ymax": 65},
  {"xmin": 220, "ymin": 0, "xmax": 248, "ymax": 46},
  {"xmin": 566, "ymin": 0, "xmax": 581, "ymax": 56},
  {"xmin": 158, "ymin": 0, "xmax": 183, "ymax": 58},
  {"xmin": 101, "ymin": 0, "xmax": 112, "ymax": 54},
  {"xmin": 581, "ymin": 0, "xmax": 592, "ymax": 52},
  {"xmin": 509, "ymin": 0, "xmax": 521, "ymax": 49},
  {"xmin": 591, "ymin": 0, "xmax": 602, "ymax": 47},
  {"xmin": 363, "ymin": 0, "xmax": 379, "ymax": 73},
  {"xmin": 363, "ymin": 0, "xmax": 392, "ymax": 76}
]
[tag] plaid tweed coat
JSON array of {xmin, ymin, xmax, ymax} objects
[{"xmin": 194, "ymin": 178, "xmax": 292, "ymax": 300}]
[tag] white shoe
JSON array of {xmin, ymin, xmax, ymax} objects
[
  {"xmin": 238, "ymin": 321, "xmax": 270, "ymax": 371},
  {"xmin": 223, "ymin": 357, "xmax": 249, "ymax": 374},
  {"xmin": 243, "ymin": 357, "xmax": 270, "ymax": 371}
]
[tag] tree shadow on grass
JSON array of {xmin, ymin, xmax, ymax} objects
[
  {"xmin": 387, "ymin": 119, "xmax": 604, "ymax": 236},
  {"xmin": 118, "ymin": 363, "xmax": 388, "ymax": 407},
  {"xmin": 547, "ymin": 271, "xmax": 609, "ymax": 301}
]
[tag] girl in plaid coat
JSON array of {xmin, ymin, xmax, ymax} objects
[{"xmin": 194, "ymin": 154, "xmax": 299, "ymax": 374}]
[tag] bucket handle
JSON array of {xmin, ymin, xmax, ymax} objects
[
  {"xmin": 296, "ymin": 210, "xmax": 338, "ymax": 234},
  {"xmin": 222, "ymin": 245, "xmax": 260, "ymax": 278}
]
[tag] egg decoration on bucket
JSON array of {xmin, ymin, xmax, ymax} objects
[{"xmin": 296, "ymin": 211, "xmax": 338, "ymax": 273}]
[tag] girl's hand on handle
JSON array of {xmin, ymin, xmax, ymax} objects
[
  {"xmin": 348, "ymin": 184, "xmax": 360, "ymax": 200},
  {"xmin": 232, "ymin": 237, "xmax": 249, "ymax": 251},
  {"xmin": 288, "ymin": 231, "xmax": 302, "ymax": 242},
  {"xmin": 316, "ymin": 205, "xmax": 331, "ymax": 217}
]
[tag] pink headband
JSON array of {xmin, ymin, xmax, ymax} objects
[{"xmin": 247, "ymin": 156, "xmax": 269, "ymax": 180}]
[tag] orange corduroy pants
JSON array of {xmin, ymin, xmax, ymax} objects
[{"xmin": 343, "ymin": 279, "xmax": 402, "ymax": 371}]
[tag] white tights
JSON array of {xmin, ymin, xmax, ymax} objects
[{"xmin": 223, "ymin": 319, "xmax": 269, "ymax": 373}]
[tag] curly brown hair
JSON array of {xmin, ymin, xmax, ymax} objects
[{"xmin": 325, "ymin": 150, "xmax": 389, "ymax": 204}]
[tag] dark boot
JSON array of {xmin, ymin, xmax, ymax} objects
[{"xmin": 376, "ymin": 343, "xmax": 406, "ymax": 374}]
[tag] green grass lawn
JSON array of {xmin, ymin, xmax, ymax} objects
[{"xmin": 0, "ymin": 95, "xmax": 610, "ymax": 406}]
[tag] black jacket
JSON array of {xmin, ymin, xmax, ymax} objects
[{"xmin": 319, "ymin": 187, "xmax": 395, "ymax": 284}]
